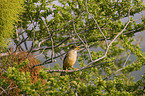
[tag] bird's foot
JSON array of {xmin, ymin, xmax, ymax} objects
[{"xmin": 65, "ymin": 68, "xmax": 68, "ymax": 73}]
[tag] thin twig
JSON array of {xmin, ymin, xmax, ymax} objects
[
  {"xmin": 14, "ymin": 37, "xmax": 28, "ymax": 52},
  {"xmin": 103, "ymin": 8, "xmax": 133, "ymax": 79},
  {"xmin": 9, "ymin": 86, "xmax": 18, "ymax": 91},
  {"xmin": 85, "ymin": 0, "xmax": 108, "ymax": 47},
  {"xmin": 38, "ymin": 38, "xmax": 51, "ymax": 47},
  {"xmin": 114, "ymin": 68, "xmax": 123, "ymax": 74},
  {"xmin": 51, "ymin": 37, "xmax": 54, "ymax": 62},
  {"xmin": 27, "ymin": 27, "xmax": 37, "ymax": 57},
  {"xmin": 123, "ymin": 24, "xmax": 145, "ymax": 35},
  {"xmin": 34, "ymin": 49, "xmax": 45, "ymax": 58},
  {"xmin": 7, "ymin": 82, "xmax": 12, "ymax": 90},
  {"xmin": 22, "ymin": 33, "xmax": 28, "ymax": 50},
  {"xmin": 83, "ymin": 34, "xmax": 93, "ymax": 61},
  {"xmin": 73, "ymin": 21, "xmax": 93, "ymax": 61},
  {"xmin": 43, "ymin": 18, "xmax": 55, "ymax": 63},
  {"xmin": 123, "ymin": 52, "xmax": 131, "ymax": 67},
  {"xmin": 25, "ymin": 7, "xmax": 40, "ymax": 58},
  {"xmin": 114, "ymin": 53, "xmax": 130, "ymax": 74}
]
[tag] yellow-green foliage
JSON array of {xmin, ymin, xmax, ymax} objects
[{"xmin": 0, "ymin": 0, "xmax": 24, "ymax": 49}]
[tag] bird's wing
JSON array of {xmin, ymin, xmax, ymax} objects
[{"xmin": 63, "ymin": 53, "xmax": 68, "ymax": 70}]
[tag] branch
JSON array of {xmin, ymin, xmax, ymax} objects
[
  {"xmin": 46, "ymin": 20, "xmax": 131, "ymax": 73},
  {"xmin": 0, "ymin": 87, "xmax": 8, "ymax": 95},
  {"xmin": 26, "ymin": 26, "xmax": 37, "ymax": 58},
  {"xmin": 1, "ymin": 22, "xmax": 139, "ymax": 58},
  {"xmin": 14, "ymin": 11, "xmax": 39, "ymax": 53},
  {"xmin": 46, "ymin": 60, "xmax": 115, "ymax": 73},
  {"xmin": 9, "ymin": 86, "xmax": 18, "ymax": 91},
  {"xmin": 31, "ymin": 52, "xmax": 65, "ymax": 69},
  {"xmin": 103, "ymin": 54, "xmax": 131, "ymax": 80},
  {"xmin": 0, "ymin": 52, "xmax": 20, "ymax": 57},
  {"xmin": 43, "ymin": 18, "xmax": 55, "ymax": 63},
  {"xmin": 38, "ymin": 38, "xmax": 51, "ymax": 47},
  {"xmin": 80, "ymin": 20, "xmax": 131, "ymax": 69},
  {"xmin": 31, "ymin": 36, "xmax": 72, "ymax": 52},
  {"xmin": 14, "ymin": 36, "xmax": 29, "ymax": 52},
  {"xmin": 123, "ymin": 24, "xmax": 145, "ymax": 35},
  {"xmin": 0, "ymin": 36, "xmax": 71, "ymax": 58}
]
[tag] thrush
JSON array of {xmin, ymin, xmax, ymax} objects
[{"xmin": 60, "ymin": 45, "xmax": 80, "ymax": 76}]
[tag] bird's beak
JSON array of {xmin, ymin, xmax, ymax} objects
[{"xmin": 75, "ymin": 46, "xmax": 80, "ymax": 50}]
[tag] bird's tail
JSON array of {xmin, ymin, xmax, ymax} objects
[
  {"xmin": 60, "ymin": 66, "xmax": 66, "ymax": 76},
  {"xmin": 60, "ymin": 72, "xmax": 66, "ymax": 76}
]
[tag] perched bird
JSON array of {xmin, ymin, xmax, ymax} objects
[{"xmin": 60, "ymin": 45, "xmax": 80, "ymax": 76}]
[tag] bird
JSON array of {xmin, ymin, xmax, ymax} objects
[{"xmin": 60, "ymin": 45, "xmax": 80, "ymax": 76}]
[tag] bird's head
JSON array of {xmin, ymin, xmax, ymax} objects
[{"xmin": 70, "ymin": 45, "xmax": 80, "ymax": 50}]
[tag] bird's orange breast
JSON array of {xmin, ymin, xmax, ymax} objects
[{"xmin": 63, "ymin": 50, "xmax": 77, "ymax": 69}]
